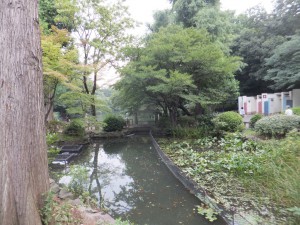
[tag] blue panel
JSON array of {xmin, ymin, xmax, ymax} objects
[
  {"xmin": 283, "ymin": 95, "xmax": 286, "ymax": 110},
  {"xmin": 264, "ymin": 101, "xmax": 269, "ymax": 115}
]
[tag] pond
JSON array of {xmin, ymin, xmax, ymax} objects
[{"xmin": 51, "ymin": 136, "xmax": 226, "ymax": 225}]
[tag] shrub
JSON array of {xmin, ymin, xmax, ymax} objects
[
  {"xmin": 254, "ymin": 114, "xmax": 300, "ymax": 137},
  {"xmin": 196, "ymin": 114, "xmax": 215, "ymax": 128},
  {"xmin": 249, "ymin": 114, "xmax": 263, "ymax": 128},
  {"xmin": 292, "ymin": 107, "xmax": 300, "ymax": 116},
  {"xmin": 103, "ymin": 115, "xmax": 125, "ymax": 132},
  {"xmin": 212, "ymin": 111, "xmax": 244, "ymax": 133},
  {"xmin": 63, "ymin": 120, "xmax": 85, "ymax": 136},
  {"xmin": 46, "ymin": 132, "xmax": 59, "ymax": 146}
]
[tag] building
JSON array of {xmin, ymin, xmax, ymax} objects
[{"xmin": 238, "ymin": 89, "xmax": 300, "ymax": 115}]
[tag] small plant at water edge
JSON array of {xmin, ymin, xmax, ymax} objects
[{"xmin": 68, "ymin": 165, "xmax": 90, "ymax": 197}]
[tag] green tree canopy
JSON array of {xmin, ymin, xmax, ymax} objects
[
  {"xmin": 114, "ymin": 25, "xmax": 241, "ymax": 125},
  {"xmin": 265, "ymin": 33, "xmax": 300, "ymax": 90}
]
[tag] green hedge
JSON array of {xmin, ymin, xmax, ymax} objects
[
  {"xmin": 254, "ymin": 114, "xmax": 300, "ymax": 137},
  {"xmin": 103, "ymin": 115, "xmax": 125, "ymax": 132},
  {"xmin": 212, "ymin": 111, "xmax": 244, "ymax": 133},
  {"xmin": 250, "ymin": 114, "xmax": 263, "ymax": 128}
]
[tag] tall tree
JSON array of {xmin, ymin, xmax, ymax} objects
[
  {"xmin": 265, "ymin": 32, "xmax": 300, "ymax": 90},
  {"xmin": 115, "ymin": 26, "xmax": 241, "ymax": 125},
  {"xmin": 55, "ymin": 0, "xmax": 134, "ymax": 117},
  {"xmin": 41, "ymin": 26, "xmax": 79, "ymax": 122},
  {"xmin": 232, "ymin": 1, "xmax": 300, "ymax": 95},
  {"xmin": 0, "ymin": 0, "xmax": 49, "ymax": 224}
]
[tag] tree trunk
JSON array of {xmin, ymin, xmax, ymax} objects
[
  {"xmin": 91, "ymin": 101, "xmax": 96, "ymax": 117},
  {"xmin": 169, "ymin": 107, "xmax": 177, "ymax": 127},
  {"xmin": 0, "ymin": 1, "xmax": 50, "ymax": 224},
  {"xmin": 45, "ymin": 80, "xmax": 58, "ymax": 123}
]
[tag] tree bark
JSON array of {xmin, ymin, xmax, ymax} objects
[{"xmin": 0, "ymin": 1, "xmax": 50, "ymax": 224}]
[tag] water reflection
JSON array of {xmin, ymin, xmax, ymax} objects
[{"xmin": 52, "ymin": 136, "xmax": 225, "ymax": 225}]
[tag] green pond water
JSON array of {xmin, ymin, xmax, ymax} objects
[{"xmin": 51, "ymin": 136, "xmax": 226, "ymax": 225}]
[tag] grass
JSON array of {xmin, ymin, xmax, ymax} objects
[{"xmin": 247, "ymin": 132, "xmax": 300, "ymax": 207}]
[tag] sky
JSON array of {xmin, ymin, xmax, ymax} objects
[{"xmin": 98, "ymin": 0, "xmax": 274, "ymax": 86}]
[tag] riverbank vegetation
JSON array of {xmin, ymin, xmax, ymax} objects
[{"xmin": 158, "ymin": 122, "xmax": 300, "ymax": 224}]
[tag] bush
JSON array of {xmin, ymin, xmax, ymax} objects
[
  {"xmin": 103, "ymin": 115, "xmax": 125, "ymax": 132},
  {"xmin": 212, "ymin": 111, "xmax": 244, "ymax": 133},
  {"xmin": 196, "ymin": 114, "xmax": 215, "ymax": 128},
  {"xmin": 249, "ymin": 114, "xmax": 263, "ymax": 128},
  {"xmin": 254, "ymin": 114, "xmax": 300, "ymax": 137},
  {"xmin": 63, "ymin": 120, "xmax": 85, "ymax": 136},
  {"xmin": 292, "ymin": 107, "xmax": 300, "ymax": 116}
]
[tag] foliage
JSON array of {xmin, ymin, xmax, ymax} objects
[
  {"xmin": 41, "ymin": 25, "xmax": 80, "ymax": 122},
  {"xmin": 39, "ymin": 0, "xmax": 58, "ymax": 30},
  {"xmin": 249, "ymin": 114, "xmax": 263, "ymax": 128},
  {"xmin": 292, "ymin": 107, "xmax": 300, "ymax": 116},
  {"xmin": 40, "ymin": 191, "xmax": 55, "ymax": 225},
  {"xmin": 212, "ymin": 111, "xmax": 244, "ymax": 133},
  {"xmin": 46, "ymin": 120, "xmax": 66, "ymax": 133},
  {"xmin": 265, "ymin": 33, "xmax": 300, "ymax": 90},
  {"xmin": 254, "ymin": 115, "xmax": 300, "ymax": 137},
  {"xmin": 171, "ymin": 0, "xmax": 220, "ymax": 27},
  {"xmin": 63, "ymin": 120, "xmax": 85, "ymax": 136},
  {"xmin": 48, "ymin": 147, "xmax": 61, "ymax": 164},
  {"xmin": 68, "ymin": 165, "xmax": 90, "ymax": 197},
  {"xmin": 41, "ymin": 191, "xmax": 82, "ymax": 225},
  {"xmin": 114, "ymin": 25, "xmax": 241, "ymax": 125},
  {"xmin": 103, "ymin": 115, "xmax": 125, "ymax": 132},
  {"xmin": 232, "ymin": 1, "xmax": 300, "ymax": 95},
  {"xmin": 55, "ymin": 0, "xmax": 135, "ymax": 117},
  {"xmin": 46, "ymin": 132, "xmax": 60, "ymax": 163},
  {"xmin": 171, "ymin": 127, "xmax": 208, "ymax": 139},
  {"xmin": 196, "ymin": 205, "xmax": 218, "ymax": 222},
  {"xmin": 196, "ymin": 114, "xmax": 215, "ymax": 129},
  {"xmin": 46, "ymin": 132, "xmax": 60, "ymax": 146}
]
